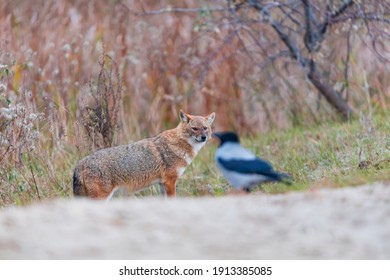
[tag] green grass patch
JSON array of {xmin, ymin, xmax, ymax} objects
[{"xmin": 178, "ymin": 113, "xmax": 390, "ymax": 195}]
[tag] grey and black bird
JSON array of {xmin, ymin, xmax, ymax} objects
[{"xmin": 212, "ymin": 131, "xmax": 291, "ymax": 192}]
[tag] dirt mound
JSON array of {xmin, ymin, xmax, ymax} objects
[{"xmin": 0, "ymin": 183, "xmax": 389, "ymax": 259}]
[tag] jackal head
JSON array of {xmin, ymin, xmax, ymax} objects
[{"xmin": 179, "ymin": 110, "xmax": 216, "ymax": 144}]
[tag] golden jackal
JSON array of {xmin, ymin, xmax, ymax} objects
[{"xmin": 73, "ymin": 110, "xmax": 215, "ymax": 199}]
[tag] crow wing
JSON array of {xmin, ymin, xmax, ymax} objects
[
  {"xmin": 217, "ymin": 157, "xmax": 278, "ymax": 175},
  {"xmin": 217, "ymin": 156, "xmax": 292, "ymax": 184}
]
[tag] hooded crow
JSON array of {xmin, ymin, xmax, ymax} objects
[{"xmin": 212, "ymin": 131, "xmax": 291, "ymax": 192}]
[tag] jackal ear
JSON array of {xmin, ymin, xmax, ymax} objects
[
  {"xmin": 179, "ymin": 110, "xmax": 191, "ymax": 123},
  {"xmin": 206, "ymin": 112, "xmax": 216, "ymax": 125}
]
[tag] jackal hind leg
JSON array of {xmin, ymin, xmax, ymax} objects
[{"xmin": 159, "ymin": 183, "xmax": 167, "ymax": 197}]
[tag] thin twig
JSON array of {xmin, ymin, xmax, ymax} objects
[
  {"xmin": 343, "ymin": 21, "xmax": 353, "ymax": 102},
  {"xmin": 122, "ymin": 5, "xmax": 228, "ymax": 17},
  {"xmin": 331, "ymin": 14, "xmax": 390, "ymax": 25},
  {"xmin": 27, "ymin": 152, "xmax": 41, "ymax": 200}
]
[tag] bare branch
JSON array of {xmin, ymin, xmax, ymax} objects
[
  {"xmin": 236, "ymin": 25, "xmax": 292, "ymax": 68},
  {"xmin": 331, "ymin": 14, "xmax": 390, "ymax": 25},
  {"xmin": 267, "ymin": 15, "xmax": 308, "ymax": 67},
  {"xmin": 243, "ymin": 1, "xmax": 307, "ymax": 66},
  {"xmin": 122, "ymin": 5, "xmax": 228, "ymax": 17},
  {"xmin": 302, "ymin": 0, "xmax": 320, "ymax": 53},
  {"xmin": 130, "ymin": 0, "xmax": 388, "ymax": 120},
  {"xmin": 343, "ymin": 21, "xmax": 353, "ymax": 102},
  {"xmin": 318, "ymin": 0, "xmax": 354, "ymax": 34},
  {"xmin": 277, "ymin": 4, "xmax": 303, "ymax": 28},
  {"xmin": 303, "ymin": 0, "xmax": 354, "ymax": 53}
]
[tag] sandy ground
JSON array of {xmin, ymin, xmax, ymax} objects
[{"xmin": 0, "ymin": 183, "xmax": 389, "ymax": 259}]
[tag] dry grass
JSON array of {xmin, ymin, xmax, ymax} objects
[{"xmin": 0, "ymin": 0, "xmax": 389, "ymax": 206}]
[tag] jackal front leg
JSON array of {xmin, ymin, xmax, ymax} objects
[{"xmin": 162, "ymin": 175, "xmax": 178, "ymax": 197}]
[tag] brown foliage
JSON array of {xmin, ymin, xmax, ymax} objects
[{"xmin": 0, "ymin": 0, "xmax": 389, "ymax": 142}]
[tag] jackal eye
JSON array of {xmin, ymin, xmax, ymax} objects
[
  {"xmin": 203, "ymin": 127, "xmax": 208, "ymax": 130},
  {"xmin": 192, "ymin": 127, "xmax": 198, "ymax": 131}
]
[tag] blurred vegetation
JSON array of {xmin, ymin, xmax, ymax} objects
[
  {"xmin": 145, "ymin": 112, "xmax": 390, "ymax": 197},
  {"xmin": 0, "ymin": 0, "xmax": 389, "ymax": 206}
]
